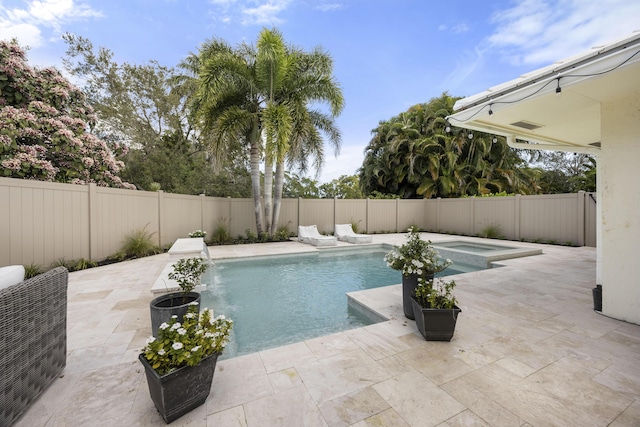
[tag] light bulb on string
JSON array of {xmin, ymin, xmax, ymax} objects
[{"xmin": 555, "ymin": 78, "xmax": 562, "ymax": 98}]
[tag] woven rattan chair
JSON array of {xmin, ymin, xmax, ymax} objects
[{"xmin": 0, "ymin": 267, "xmax": 68, "ymax": 426}]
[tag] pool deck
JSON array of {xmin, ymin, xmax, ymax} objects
[{"xmin": 15, "ymin": 233, "xmax": 640, "ymax": 426}]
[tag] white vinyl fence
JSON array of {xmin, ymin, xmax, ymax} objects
[{"xmin": 0, "ymin": 177, "xmax": 596, "ymax": 268}]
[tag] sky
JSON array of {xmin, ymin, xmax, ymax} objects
[{"xmin": 1, "ymin": 0, "xmax": 639, "ymax": 183}]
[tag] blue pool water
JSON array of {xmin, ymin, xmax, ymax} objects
[{"xmin": 201, "ymin": 247, "xmax": 479, "ymax": 358}]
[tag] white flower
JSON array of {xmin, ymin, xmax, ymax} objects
[
  {"xmin": 171, "ymin": 322, "xmax": 182, "ymax": 330},
  {"xmin": 146, "ymin": 336, "xmax": 156, "ymax": 345},
  {"xmin": 185, "ymin": 312, "xmax": 196, "ymax": 319},
  {"xmin": 172, "ymin": 342, "xmax": 183, "ymax": 350},
  {"xmin": 191, "ymin": 346, "xmax": 201, "ymax": 352},
  {"xmin": 171, "ymin": 315, "xmax": 178, "ymax": 319},
  {"xmin": 177, "ymin": 328, "xmax": 187, "ymax": 335},
  {"xmin": 188, "ymin": 301, "xmax": 200, "ymax": 306},
  {"xmin": 159, "ymin": 322, "xmax": 170, "ymax": 330},
  {"xmin": 157, "ymin": 349, "xmax": 165, "ymax": 356}
]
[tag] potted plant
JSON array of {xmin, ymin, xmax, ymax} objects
[
  {"xmin": 188, "ymin": 229, "xmax": 207, "ymax": 239},
  {"xmin": 411, "ymin": 277, "xmax": 461, "ymax": 341},
  {"xmin": 150, "ymin": 257, "xmax": 209, "ymax": 336},
  {"xmin": 385, "ymin": 227, "xmax": 452, "ymax": 319},
  {"xmin": 140, "ymin": 303, "xmax": 233, "ymax": 423}
]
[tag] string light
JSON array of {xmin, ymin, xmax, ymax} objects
[
  {"xmin": 447, "ymin": 48, "xmax": 640, "ymax": 123},
  {"xmin": 488, "ymin": 104, "xmax": 494, "ymax": 115}
]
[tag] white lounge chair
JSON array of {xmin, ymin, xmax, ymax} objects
[
  {"xmin": 334, "ymin": 224, "xmax": 373, "ymax": 244},
  {"xmin": 298, "ymin": 225, "xmax": 337, "ymax": 246}
]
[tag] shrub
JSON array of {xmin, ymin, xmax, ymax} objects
[
  {"xmin": 121, "ymin": 224, "xmax": 160, "ymax": 258},
  {"xmin": 24, "ymin": 263, "xmax": 42, "ymax": 279}
]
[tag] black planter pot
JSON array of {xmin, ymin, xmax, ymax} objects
[
  {"xmin": 411, "ymin": 297, "xmax": 461, "ymax": 341},
  {"xmin": 402, "ymin": 273, "xmax": 434, "ymax": 320},
  {"xmin": 139, "ymin": 352, "xmax": 220, "ymax": 424},
  {"xmin": 150, "ymin": 292, "xmax": 201, "ymax": 337},
  {"xmin": 592, "ymin": 284, "xmax": 602, "ymax": 312}
]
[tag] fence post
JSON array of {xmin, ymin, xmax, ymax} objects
[
  {"xmin": 334, "ymin": 197, "xmax": 338, "ymax": 233},
  {"xmin": 577, "ymin": 191, "xmax": 585, "ymax": 246},
  {"xmin": 158, "ymin": 190, "xmax": 164, "ymax": 247},
  {"xmin": 470, "ymin": 196, "xmax": 476, "ymax": 236},
  {"xmin": 514, "ymin": 194, "xmax": 521, "ymax": 241},
  {"xmin": 227, "ymin": 196, "xmax": 232, "ymax": 235},
  {"xmin": 88, "ymin": 183, "xmax": 98, "ymax": 261},
  {"xmin": 200, "ymin": 193, "xmax": 205, "ymax": 232},
  {"xmin": 366, "ymin": 198, "xmax": 370, "ymax": 233},
  {"xmin": 395, "ymin": 198, "xmax": 400, "ymax": 232}
]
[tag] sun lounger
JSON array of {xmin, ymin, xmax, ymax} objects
[
  {"xmin": 298, "ymin": 225, "xmax": 337, "ymax": 246},
  {"xmin": 334, "ymin": 224, "xmax": 373, "ymax": 244}
]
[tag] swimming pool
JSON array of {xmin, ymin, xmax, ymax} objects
[{"xmin": 200, "ymin": 246, "xmax": 480, "ymax": 358}]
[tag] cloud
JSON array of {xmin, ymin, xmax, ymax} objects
[
  {"xmin": 208, "ymin": 0, "xmax": 293, "ymax": 26},
  {"xmin": 488, "ymin": 0, "xmax": 640, "ymax": 66},
  {"xmin": 0, "ymin": 0, "xmax": 102, "ymax": 47},
  {"xmin": 241, "ymin": 1, "xmax": 291, "ymax": 25},
  {"xmin": 316, "ymin": 3, "xmax": 343, "ymax": 12}
]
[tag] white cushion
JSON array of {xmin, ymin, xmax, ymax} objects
[{"xmin": 0, "ymin": 265, "xmax": 26, "ymax": 290}]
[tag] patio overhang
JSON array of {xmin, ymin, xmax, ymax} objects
[{"xmin": 446, "ymin": 31, "xmax": 640, "ymax": 154}]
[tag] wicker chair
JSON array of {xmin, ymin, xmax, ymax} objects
[{"xmin": 0, "ymin": 267, "xmax": 68, "ymax": 427}]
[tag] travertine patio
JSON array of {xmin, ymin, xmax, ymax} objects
[{"xmin": 14, "ymin": 234, "xmax": 640, "ymax": 426}]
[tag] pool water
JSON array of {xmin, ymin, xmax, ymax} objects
[{"xmin": 201, "ymin": 247, "xmax": 479, "ymax": 358}]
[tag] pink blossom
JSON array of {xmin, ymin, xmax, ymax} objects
[{"xmin": 82, "ymin": 157, "xmax": 95, "ymax": 168}]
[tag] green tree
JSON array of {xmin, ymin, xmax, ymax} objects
[
  {"xmin": 0, "ymin": 40, "xmax": 133, "ymax": 188},
  {"xmin": 359, "ymin": 93, "xmax": 537, "ymax": 198},
  {"xmin": 529, "ymin": 152, "xmax": 596, "ymax": 193},
  {"xmin": 62, "ymin": 34, "xmax": 247, "ymax": 195},
  {"xmin": 320, "ymin": 175, "xmax": 363, "ymax": 198},
  {"xmin": 195, "ymin": 28, "xmax": 343, "ymax": 235}
]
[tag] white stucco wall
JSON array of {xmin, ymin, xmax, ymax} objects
[{"xmin": 600, "ymin": 94, "xmax": 640, "ymax": 325}]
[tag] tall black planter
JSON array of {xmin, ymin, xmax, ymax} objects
[
  {"xmin": 592, "ymin": 284, "xmax": 602, "ymax": 312},
  {"xmin": 139, "ymin": 352, "xmax": 220, "ymax": 424},
  {"xmin": 150, "ymin": 292, "xmax": 201, "ymax": 336},
  {"xmin": 402, "ymin": 273, "xmax": 434, "ymax": 320},
  {"xmin": 411, "ymin": 297, "xmax": 461, "ymax": 341}
]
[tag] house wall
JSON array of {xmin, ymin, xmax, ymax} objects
[{"xmin": 600, "ymin": 94, "xmax": 640, "ymax": 324}]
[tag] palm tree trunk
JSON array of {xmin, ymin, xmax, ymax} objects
[
  {"xmin": 272, "ymin": 160, "xmax": 285, "ymax": 236},
  {"xmin": 249, "ymin": 137, "xmax": 264, "ymax": 235},
  {"xmin": 264, "ymin": 155, "xmax": 273, "ymax": 235}
]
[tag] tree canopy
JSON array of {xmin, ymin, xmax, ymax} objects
[
  {"xmin": 62, "ymin": 34, "xmax": 250, "ymax": 196},
  {"xmin": 359, "ymin": 93, "xmax": 540, "ymax": 198},
  {"xmin": 0, "ymin": 40, "xmax": 134, "ymax": 188}
]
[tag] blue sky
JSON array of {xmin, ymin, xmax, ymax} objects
[{"xmin": 1, "ymin": 0, "xmax": 639, "ymax": 182}]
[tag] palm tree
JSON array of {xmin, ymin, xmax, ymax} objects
[{"xmin": 193, "ymin": 28, "xmax": 344, "ymax": 236}]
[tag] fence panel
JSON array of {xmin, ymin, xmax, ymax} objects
[
  {"xmin": 91, "ymin": 185, "xmax": 159, "ymax": 259},
  {"xmin": 335, "ymin": 199, "xmax": 367, "ymax": 232},
  {"xmin": 299, "ymin": 199, "xmax": 334, "ymax": 234},
  {"xmin": 397, "ymin": 200, "xmax": 427, "ymax": 231},
  {"xmin": 367, "ymin": 199, "xmax": 397, "ymax": 233},
  {"xmin": 473, "ymin": 197, "xmax": 517, "ymax": 239},
  {"xmin": 438, "ymin": 198, "xmax": 473, "ymax": 235},
  {"xmin": 161, "ymin": 193, "xmax": 205, "ymax": 247},
  {"xmin": 0, "ymin": 178, "xmax": 89, "ymax": 267},
  {"xmin": 229, "ymin": 198, "xmax": 256, "ymax": 238},
  {"xmin": 519, "ymin": 194, "xmax": 581, "ymax": 245}
]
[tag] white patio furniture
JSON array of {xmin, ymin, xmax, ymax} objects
[
  {"xmin": 334, "ymin": 224, "xmax": 373, "ymax": 244},
  {"xmin": 298, "ymin": 225, "xmax": 337, "ymax": 246}
]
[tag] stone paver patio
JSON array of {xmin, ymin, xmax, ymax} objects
[{"xmin": 14, "ymin": 233, "xmax": 640, "ymax": 426}]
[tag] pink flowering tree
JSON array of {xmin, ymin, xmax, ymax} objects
[{"xmin": 0, "ymin": 40, "xmax": 135, "ymax": 189}]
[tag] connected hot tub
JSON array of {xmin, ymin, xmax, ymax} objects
[{"xmin": 431, "ymin": 240, "xmax": 542, "ymax": 268}]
